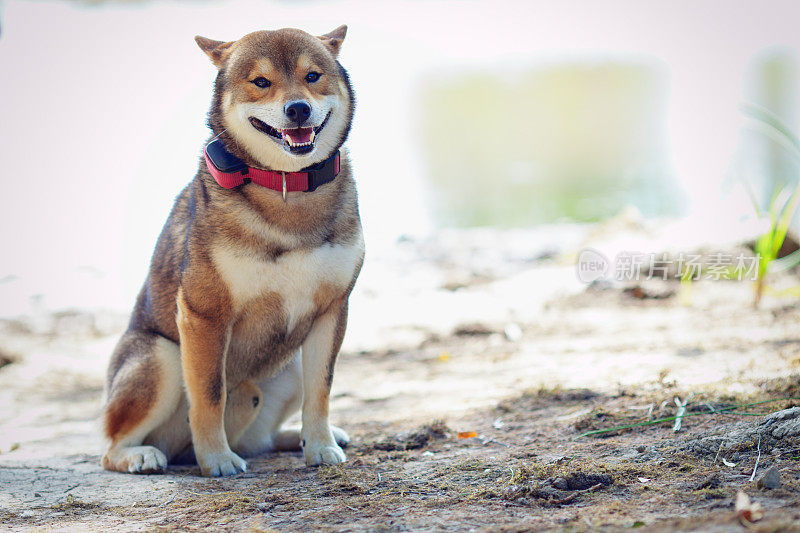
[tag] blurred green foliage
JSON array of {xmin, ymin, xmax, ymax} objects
[{"xmin": 419, "ymin": 62, "xmax": 681, "ymax": 226}]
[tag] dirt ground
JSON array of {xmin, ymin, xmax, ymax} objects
[{"xmin": 1, "ymin": 221, "xmax": 800, "ymax": 532}]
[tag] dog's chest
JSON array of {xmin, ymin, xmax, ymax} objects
[{"xmin": 211, "ymin": 236, "xmax": 362, "ymax": 373}]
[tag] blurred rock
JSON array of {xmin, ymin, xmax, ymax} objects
[{"xmin": 756, "ymin": 466, "xmax": 780, "ymax": 490}]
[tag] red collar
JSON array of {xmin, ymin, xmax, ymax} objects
[{"xmin": 204, "ymin": 139, "xmax": 340, "ymax": 193}]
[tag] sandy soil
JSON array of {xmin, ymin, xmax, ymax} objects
[{"xmin": 1, "ymin": 220, "xmax": 799, "ymax": 532}]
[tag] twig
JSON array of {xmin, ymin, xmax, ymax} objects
[
  {"xmin": 551, "ymin": 482, "xmax": 606, "ymax": 505},
  {"xmin": 503, "ymin": 501, "xmax": 527, "ymax": 508},
  {"xmin": 673, "ymin": 394, "xmax": 693, "ymax": 432},
  {"xmin": 479, "ymin": 435, "xmax": 509, "ymax": 447},
  {"xmin": 749, "ymin": 433, "xmax": 762, "ymax": 482},
  {"xmin": 673, "ymin": 398, "xmax": 685, "ymax": 432},
  {"xmin": 379, "ymin": 490, "xmax": 437, "ymax": 497},
  {"xmin": 577, "ymin": 396, "xmax": 800, "ymax": 438},
  {"xmin": 183, "ymin": 490, "xmax": 238, "ymax": 497},
  {"xmin": 576, "ymin": 482, "xmax": 604, "ymax": 493},
  {"xmin": 659, "ymin": 400, "xmax": 669, "ymax": 413},
  {"xmin": 714, "ymin": 440, "xmax": 725, "ymax": 464},
  {"xmin": 628, "ymin": 403, "xmax": 655, "ymax": 421},
  {"xmin": 552, "ymin": 493, "xmax": 579, "ymax": 505}
]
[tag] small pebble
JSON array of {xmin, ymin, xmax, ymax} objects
[
  {"xmin": 756, "ymin": 466, "xmax": 780, "ymax": 490},
  {"xmin": 636, "ymin": 445, "xmax": 647, "ymax": 453},
  {"xmin": 20, "ymin": 510, "xmax": 34, "ymax": 518},
  {"xmin": 504, "ymin": 323, "xmax": 522, "ymax": 342}
]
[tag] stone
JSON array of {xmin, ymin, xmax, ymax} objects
[{"xmin": 756, "ymin": 466, "xmax": 780, "ymax": 490}]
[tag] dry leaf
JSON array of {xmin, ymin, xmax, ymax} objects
[
  {"xmin": 638, "ymin": 477, "xmax": 650, "ymax": 483},
  {"xmin": 457, "ymin": 431, "xmax": 478, "ymax": 439},
  {"xmin": 735, "ymin": 490, "xmax": 764, "ymax": 525}
]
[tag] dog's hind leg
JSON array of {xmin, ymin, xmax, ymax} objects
[
  {"xmin": 233, "ymin": 353, "xmax": 302, "ymax": 457},
  {"xmin": 101, "ymin": 334, "xmax": 182, "ymax": 474},
  {"xmin": 271, "ymin": 426, "xmax": 350, "ymax": 451},
  {"xmin": 146, "ymin": 379, "xmax": 264, "ymax": 465},
  {"xmin": 225, "ymin": 380, "xmax": 263, "ymax": 447},
  {"xmin": 233, "ymin": 352, "xmax": 349, "ymax": 456}
]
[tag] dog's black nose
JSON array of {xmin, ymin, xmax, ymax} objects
[{"xmin": 284, "ymin": 100, "xmax": 311, "ymax": 125}]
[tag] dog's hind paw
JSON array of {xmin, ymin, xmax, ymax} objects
[
  {"xmin": 331, "ymin": 426, "xmax": 350, "ymax": 448},
  {"xmin": 303, "ymin": 442, "xmax": 346, "ymax": 466},
  {"xmin": 102, "ymin": 445, "xmax": 167, "ymax": 474},
  {"xmin": 197, "ymin": 449, "xmax": 247, "ymax": 477}
]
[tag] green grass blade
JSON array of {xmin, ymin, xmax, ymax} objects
[
  {"xmin": 769, "ymin": 248, "xmax": 800, "ymax": 273},
  {"xmin": 772, "ymin": 182, "xmax": 800, "ymax": 258},
  {"xmin": 577, "ymin": 397, "xmax": 800, "ymax": 438},
  {"xmin": 740, "ymin": 102, "xmax": 800, "ymax": 158}
]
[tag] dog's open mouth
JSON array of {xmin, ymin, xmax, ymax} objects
[{"xmin": 248, "ymin": 113, "xmax": 331, "ymax": 155}]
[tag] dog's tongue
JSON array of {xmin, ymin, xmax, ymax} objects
[{"xmin": 281, "ymin": 127, "xmax": 313, "ymax": 144}]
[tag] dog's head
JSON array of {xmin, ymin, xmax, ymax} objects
[{"xmin": 197, "ymin": 26, "xmax": 354, "ymax": 172}]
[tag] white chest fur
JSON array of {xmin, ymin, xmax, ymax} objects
[{"xmin": 211, "ymin": 233, "xmax": 363, "ymax": 331}]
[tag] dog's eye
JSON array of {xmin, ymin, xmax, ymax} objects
[
  {"xmin": 252, "ymin": 77, "xmax": 271, "ymax": 88},
  {"xmin": 305, "ymin": 72, "xmax": 321, "ymax": 83}
]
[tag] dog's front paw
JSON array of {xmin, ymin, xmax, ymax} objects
[
  {"xmin": 303, "ymin": 441, "xmax": 346, "ymax": 466},
  {"xmin": 197, "ymin": 450, "xmax": 247, "ymax": 477}
]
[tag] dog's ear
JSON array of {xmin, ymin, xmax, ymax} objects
[
  {"xmin": 319, "ymin": 25, "xmax": 347, "ymax": 58},
  {"xmin": 195, "ymin": 36, "xmax": 235, "ymax": 68}
]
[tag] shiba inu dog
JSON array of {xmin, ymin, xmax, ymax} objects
[{"xmin": 100, "ymin": 25, "xmax": 363, "ymax": 477}]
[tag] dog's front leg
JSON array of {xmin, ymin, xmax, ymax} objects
[
  {"xmin": 301, "ymin": 298, "xmax": 349, "ymax": 466},
  {"xmin": 177, "ymin": 290, "xmax": 246, "ymax": 476}
]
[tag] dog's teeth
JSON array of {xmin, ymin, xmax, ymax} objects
[{"xmin": 280, "ymin": 131, "xmax": 314, "ymax": 148}]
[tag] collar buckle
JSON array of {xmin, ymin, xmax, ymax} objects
[{"xmin": 305, "ymin": 153, "xmax": 339, "ymax": 192}]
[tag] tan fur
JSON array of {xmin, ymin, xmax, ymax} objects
[
  {"xmin": 104, "ymin": 357, "xmax": 158, "ymax": 441},
  {"xmin": 195, "ymin": 36, "xmax": 235, "ymax": 68},
  {"xmin": 101, "ymin": 25, "xmax": 361, "ymax": 477},
  {"xmin": 223, "ymin": 380, "xmax": 263, "ymax": 446}
]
